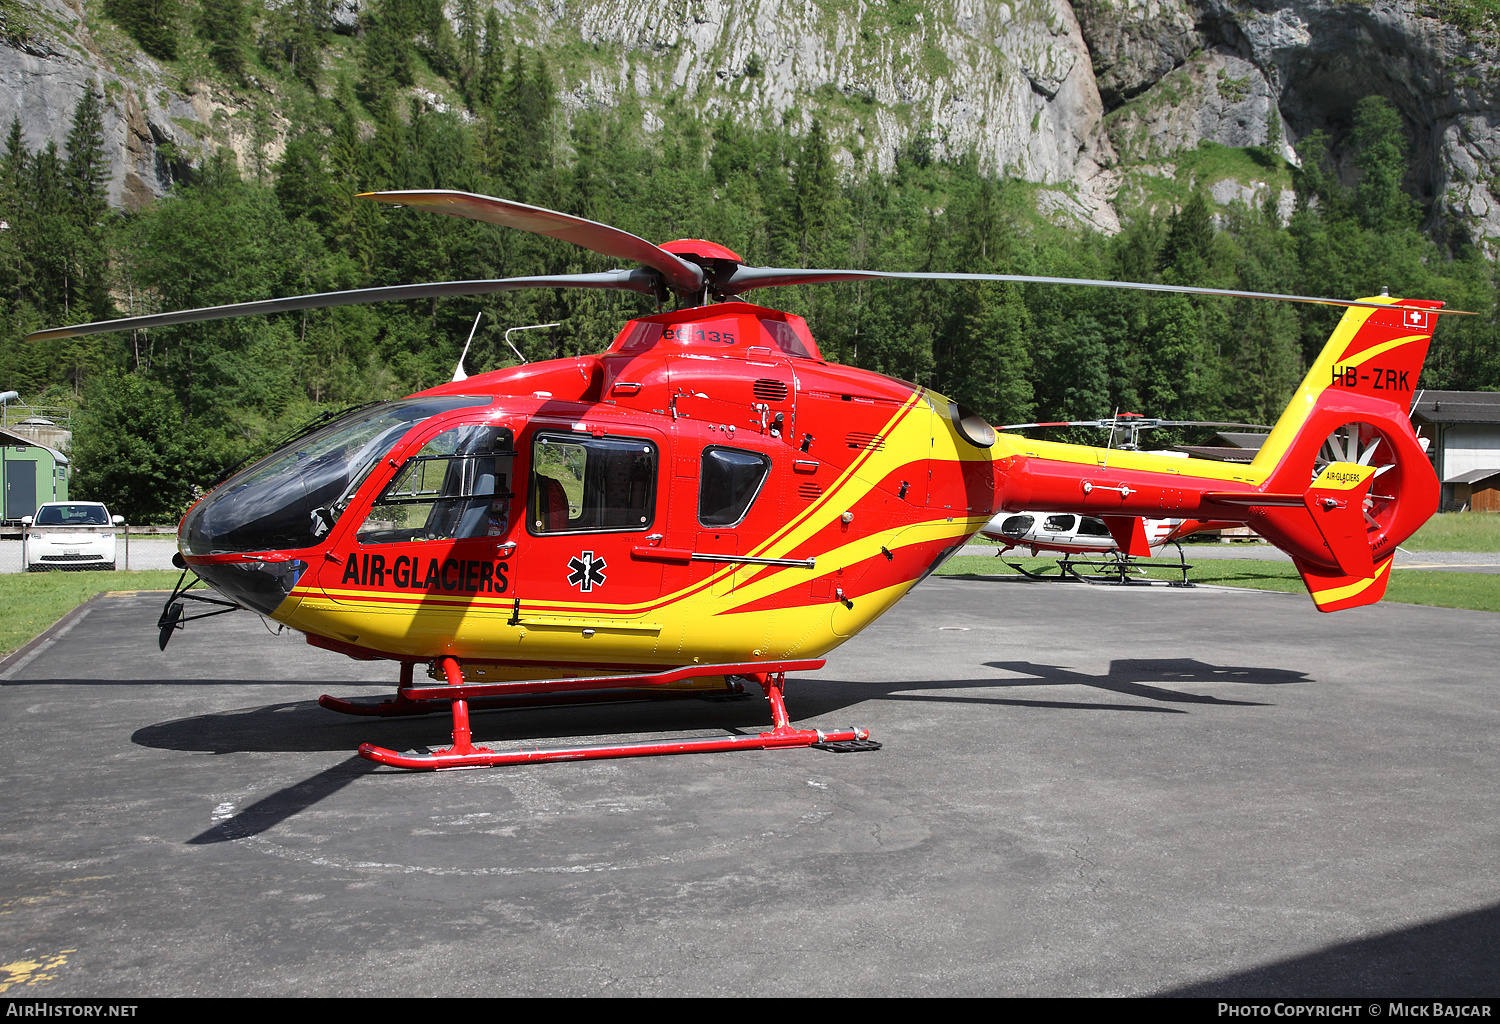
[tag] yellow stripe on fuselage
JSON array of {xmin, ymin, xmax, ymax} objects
[{"xmin": 988, "ymin": 434, "xmax": 1260, "ymax": 485}]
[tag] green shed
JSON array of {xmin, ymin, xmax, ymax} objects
[{"xmin": 1, "ymin": 426, "xmax": 69, "ymax": 523}]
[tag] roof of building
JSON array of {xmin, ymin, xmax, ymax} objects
[
  {"xmin": 1410, "ymin": 391, "xmax": 1500, "ymax": 424},
  {"xmin": 0, "ymin": 426, "xmax": 68, "ymax": 464},
  {"xmin": 1211, "ymin": 432, "xmax": 1271, "ymax": 449},
  {"xmin": 1445, "ymin": 467, "xmax": 1500, "ymax": 485},
  {"xmin": 1173, "ymin": 445, "xmax": 1258, "ymax": 463}
]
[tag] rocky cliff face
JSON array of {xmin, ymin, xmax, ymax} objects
[
  {"xmin": 1082, "ymin": 0, "xmax": 1500, "ymax": 244},
  {"xmin": 0, "ymin": 0, "xmax": 288, "ymax": 209},
  {"xmin": 520, "ymin": 0, "xmax": 1122, "ymax": 229},
  {"xmin": 2, "ymin": 0, "xmax": 1496, "ymax": 244}
]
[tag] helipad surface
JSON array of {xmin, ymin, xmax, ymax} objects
[{"xmin": 1, "ymin": 578, "xmax": 1496, "ymax": 996}]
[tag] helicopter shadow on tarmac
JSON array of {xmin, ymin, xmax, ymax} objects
[
  {"xmin": 126, "ymin": 656, "xmax": 1308, "ymax": 845},
  {"xmin": 130, "ymin": 655, "xmax": 1309, "ymax": 759}
]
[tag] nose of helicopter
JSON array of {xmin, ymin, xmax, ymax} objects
[
  {"xmin": 178, "ymin": 553, "xmax": 309, "ymax": 617},
  {"xmin": 176, "ymin": 395, "xmax": 493, "ymax": 616}
]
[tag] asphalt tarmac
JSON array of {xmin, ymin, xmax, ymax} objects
[{"xmin": 0, "ymin": 578, "xmax": 1496, "ymax": 997}]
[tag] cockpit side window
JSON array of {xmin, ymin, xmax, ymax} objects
[
  {"xmin": 528, "ymin": 432, "xmax": 656, "ymax": 534},
  {"xmin": 1043, "ymin": 514, "xmax": 1077, "ymax": 532},
  {"xmin": 357, "ymin": 424, "xmax": 515, "ymax": 544}
]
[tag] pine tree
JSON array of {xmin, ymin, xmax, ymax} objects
[
  {"xmin": 962, "ymin": 282, "xmax": 1034, "ymax": 424},
  {"xmin": 793, "ymin": 120, "xmax": 836, "ymax": 261},
  {"xmin": 478, "ymin": 11, "xmax": 505, "ymax": 110},
  {"xmin": 103, "ymin": 0, "xmax": 179, "ymax": 62},
  {"xmin": 0, "ymin": 118, "xmax": 25, "ymax": 303},
  {"xmin": 1160, "ymin": 191, "xmax": 1214, "ymax": 280},
  {"xmin": 456, "ymin": 0, "xmax": 481, "ymax": 100},
  {"xmin": 199, "ymin": 0, "xmax": 249, "ymax": 76},
  {"xmin": 63, "ymin": 86, "xmax": 113, "ymax": 324},
  {"xmin": 1351, "ymin": 96, "xmax": 1416, "ymax": 234}
]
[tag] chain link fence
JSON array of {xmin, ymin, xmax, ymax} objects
[{"xmin": 0, "ymin": 527, "xmax": 181, "ymax": 574}]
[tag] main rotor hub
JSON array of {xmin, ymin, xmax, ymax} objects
[{"xmin": 658, "ymin": 239, "xmax": 744, "ymax": 264}]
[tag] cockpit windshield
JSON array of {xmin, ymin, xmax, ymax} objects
[{"xmin": 182, "ymin": 396, "xmax": 489, "ymax": 555}]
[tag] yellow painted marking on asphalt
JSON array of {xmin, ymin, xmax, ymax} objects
[{"xmin": 0, "ymin": 950, "xmax": 76, "ymax": 993}]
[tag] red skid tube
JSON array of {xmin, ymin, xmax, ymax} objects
[
  {"xmin": 358, "ymin": 723, "xmax": 872, "ymax": 771},
  {"xmin": 347, "ymin": 658, "xmax": 868, "ymax": 771}
]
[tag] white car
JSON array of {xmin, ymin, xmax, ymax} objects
[{"xmin": 22, "ymin": 501, "xmax": 124, "ymax": 571}]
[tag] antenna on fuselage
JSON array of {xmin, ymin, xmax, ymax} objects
[
  {"xmin": 1102, "ymin": 408, "xmax": 1119, "ymax": 469},
  {"xmin": 503, "ymin": 322, "xmax": 561, "ymax": 366},
  {"xmin": 452, "ymin": 312, "xmax": 484, "ymax": 382}
]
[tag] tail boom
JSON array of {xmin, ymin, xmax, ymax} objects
[{"xmin": 988, "ymin": 297, "xmax": 1442, "ymax": 611}]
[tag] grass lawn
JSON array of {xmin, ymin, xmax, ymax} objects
[
  {"xmin": 3, "ymin": 541, "xmax": 1496, "ymax": 664},
  {"xmin": 1403, "ymin": 512, "xmax": 1500, "ymax": 552},
  {"xmin": 937, "ymin": 555, "xmax": 1500, "ymax": 613},
  {"xmin": 0, "ymin": 570, "xmax": 182, "ymax": 658}
]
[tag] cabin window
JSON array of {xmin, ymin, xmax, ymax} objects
[
  {"xmin": 998, "ymin": 515, "xmax": 1033, "ymax": 539},
  {"xmin": 1077, "ymin": 517, "xmax": 1112, "ymax": 537},
  {"xmin": 1043, "ymin": 514, "xmax": 1077, "ymax": 532},
  {"xmin": 529, "ymin": 432, "xmax": 657, "ymax": 534},
  {"xmin": 357, "ymin": 424, "xmax": 514, "ymax": 544},
  {"xmin": 699, "ymin": 446, "xmax": 772, "ymax": 527}
]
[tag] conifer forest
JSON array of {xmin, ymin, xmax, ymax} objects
[{"xmin": 2, "ymin": 0, "xmax": 1497, "ymax": 522}]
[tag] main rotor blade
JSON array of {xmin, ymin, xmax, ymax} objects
[
  {"xmin": 25, "ymin": 270, "xmax": 659, "ymax": 342},
  {"xmin": 717, "ymin": 266, "xmax": 1468, "ymax": 314},
  {"xmin": 361, "ymin": 190, "xmax": 706, "ymax": 296}
]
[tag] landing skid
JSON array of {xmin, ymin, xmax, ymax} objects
[
  {"xmin": 1002, "ymin": 559, "xmax": 1069, "ymax": 581},
  {"xmin": 321, "ymin": 658, "xmax": 878, "ymax": 771},
  {"xmin": 1060, "ymin": 542, "xmax": 1195, "ymax": 587}
]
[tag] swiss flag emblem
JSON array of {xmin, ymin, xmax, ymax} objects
[{"xmin": 1403, "ymin": 308, "xmax": 1429, "ymax": 329}]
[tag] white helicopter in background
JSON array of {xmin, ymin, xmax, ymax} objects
[{"xmin": 977, "ymin": 414, "xmax": 1269, "ymax": 584}]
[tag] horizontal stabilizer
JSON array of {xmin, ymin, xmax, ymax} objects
[{"xmin": 1204, "ymin": 491, "xmax": 1306, "ymax": 508}]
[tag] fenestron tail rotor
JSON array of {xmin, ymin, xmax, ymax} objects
[{"xmin": 1315, "ymin": 422, "xmax": 1402, "ymax": 532}]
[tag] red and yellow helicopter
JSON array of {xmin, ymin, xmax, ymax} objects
[{"xmin": 30, "ymin": 190, "xmax": 1450, "ymax": 770}]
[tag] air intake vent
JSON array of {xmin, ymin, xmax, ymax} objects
[
  {"xmin": 798, "ymin": 482, "xmax": 822, "ymax": 502},
  {"xmin": 845, "ymin": 432, "xmax": 885, "ymax": 451},
  {"xmin": 753, "ymin": 379, "xmax": 789, "ymax": 402}
]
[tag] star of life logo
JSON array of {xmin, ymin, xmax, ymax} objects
[{"xmin": 567, "ymin": 551, "xmax": 607, "ymax": 592}]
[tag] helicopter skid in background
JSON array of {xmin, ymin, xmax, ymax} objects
[
  {"xmin": 323, "ymin": 657, "xmax": 879, "ymax": 771},
  {"xmin": 1004, "ymin": 543, "xmax": 1195, "ymax": 588}
]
